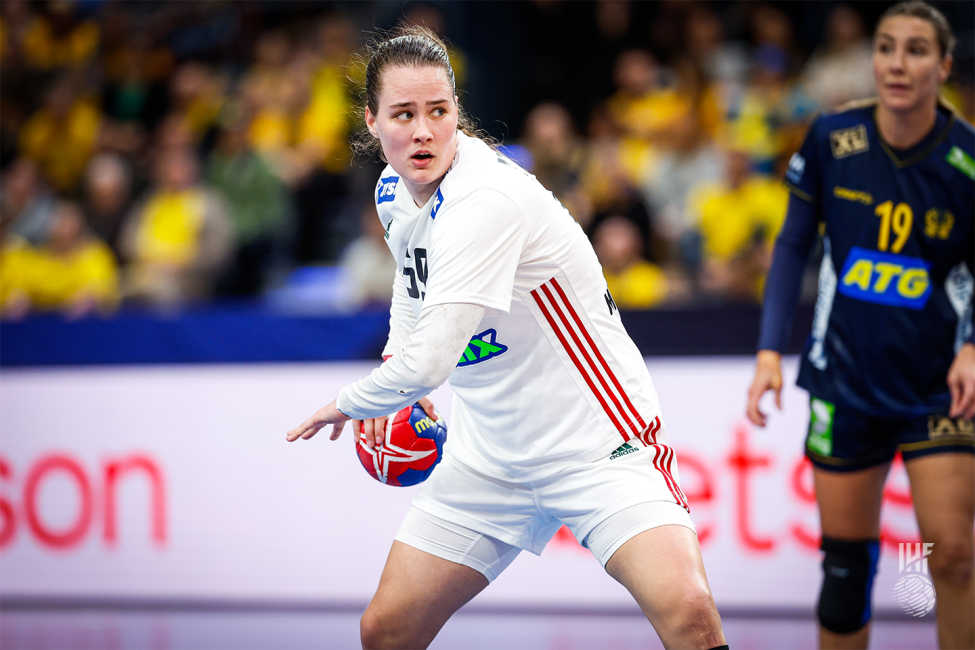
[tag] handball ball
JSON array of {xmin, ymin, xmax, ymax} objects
[{"xmin": 356, "ymin": 403, "xmax": 447, "ymax": 487}]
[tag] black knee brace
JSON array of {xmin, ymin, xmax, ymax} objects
[{"xmin": 817, "ymin": 537, "xmax": 880, "ymax": 634}]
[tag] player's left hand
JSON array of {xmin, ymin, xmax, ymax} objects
[
  {"xmin": 286, "ymin": 400, "xmax": 350, "ymax": 442},
  {"xmin": 947, "ymin": 343, "xmax": 975, "ymax": 419}
]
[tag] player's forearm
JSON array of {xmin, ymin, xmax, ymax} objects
[{"xmin": 338, "ymin": 302, "xmax": 485, "ymax": 419}]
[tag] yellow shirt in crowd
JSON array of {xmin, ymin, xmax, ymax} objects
[
  {"xmin": 691, "ymin": 176, "xmax": 788, "ymax": 261},
  {"xmin": 604, "ymin": 261, "xmax": 669, "ymax": 310},
  {"xmin": 0, "ymin": 238, "xmax": 119, "ymax": 314}
]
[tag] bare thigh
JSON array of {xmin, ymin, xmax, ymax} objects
[
  {"xmin": 605, "ymin": 524, "xmax": 725, "ymax": 650},
  {"xmin": 814, "ymin": 462, "xmax": 891, "ymax": 539},
  {"xmin": 361, "ymin": 540, "xmax": 489, "ymax": 650}
]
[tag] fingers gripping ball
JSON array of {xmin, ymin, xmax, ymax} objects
[{"xmin": 356, "ymin": 404, "xmax": 447, "ymax": 487}]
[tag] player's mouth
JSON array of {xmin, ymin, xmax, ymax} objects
[
  {"xmin": 411, "ymin": 151, "xmax": 435, "ymax": 168},
  {"xmin": 885, "ymin": 82, "xmax": 911, "ymax": 94}
]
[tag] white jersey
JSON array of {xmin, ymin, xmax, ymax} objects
[{"xmin": 375, "ymin": 132, "xmax": 666, "ymax": 481}]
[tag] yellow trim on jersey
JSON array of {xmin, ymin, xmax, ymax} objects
[
  {"xmin": 784, "ymin": 180, "xmax": 816, "ymax": 204},
  {"xmin": 875, "ymin": 104, "xmax": 957, "ymax": 169}
]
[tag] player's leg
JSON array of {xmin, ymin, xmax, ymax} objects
[
  {"xmin": 360, "ymin": 541, "xmax": 488, "ymax": 650},
  {"xmin": 904, "ymin": 451, "xmax": 975, "ymax": 650},
  {"xmin": 360, "ymin": 506, "xmax": 521, "ymax": 650},
  {"xmin": 813, "ymin": 462, "xmax": 890, "ymax": 650},
  {"xmin": 604, "ymin": 523, "xmax": 726, "ymax": 649}
]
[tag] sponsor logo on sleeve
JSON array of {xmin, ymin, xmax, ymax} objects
[
  {"xmin": 829, "ymin": 125, "xmax": 869, "ymax": 158},
  {"xmin": 946, "ymin": 146, "xmax": 975, "ymax": 180},
  {"xmin": 838, "ymin": 246, "xmax": 932, "ymax": 309},
  {"xmin": 377, "ymin": 176, "xmax": 399, "ymax": 204},
  {"xmin": 785, "ymin": 152, "xmax": 806, "ymax": 184}
]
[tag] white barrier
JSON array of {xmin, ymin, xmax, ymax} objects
[{"xmin": 0, "ymin": 358, "xmax": 921, "ymax": 610}]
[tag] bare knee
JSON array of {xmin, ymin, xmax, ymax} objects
[
  {"xmin": 360, "ymin": 606, "xmax": 413, "ymax": 650},
  {"xmin": 928, "ymin": 540, "xmax": 974, "ymax": 588},
  {"xmin": 657, "ymin": 590, "xmax": 724, "ymax": 648}
]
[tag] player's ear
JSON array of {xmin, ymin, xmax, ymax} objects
[
  {"xmin": 365, "ymin": 107, "xmax": 379, "ymax": 139},
  {"xmin": 938, "ymin": 54, "xmax": 953, "ymax": 84}
]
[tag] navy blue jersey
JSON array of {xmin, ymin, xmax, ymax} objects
[{"xmin": 783, "ymin": 100, "xmax": 974, "ymax": 417}]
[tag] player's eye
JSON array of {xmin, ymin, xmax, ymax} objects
[
  {"xmin": 395, "ymin": 111, "xmax": 413, "ymax": 121},
  {"xmin": 875, "ymin": 41, "xmax": 893, "ymax": 54},
  {"xmin": 432, "ymin": 107, "xmax": 447, "ymax": 117}
]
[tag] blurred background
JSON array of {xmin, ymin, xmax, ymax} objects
[
  {"xmin": 1, "ymin": 0, "xmax": 971, "ymax": 329},
  {"xmin": 0, "ymin": 1, "xmax": 972, "ymax": 649}
]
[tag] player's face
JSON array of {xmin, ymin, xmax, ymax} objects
[
  {"xmin": 873, "ymin": 16, "xmax": 951, "ymax": 115},
  {"xmin": 365, "ymin": 65, "xmax": 459, "ymax": 206}
]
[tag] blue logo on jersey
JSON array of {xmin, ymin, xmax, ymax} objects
[
  {"xmin": 377, "ymin": 176, "xmax": 399, "ymax": 204},
  {"xmin": 430, "ymin": 188, "xmax": 444, "ymax": 219},
  {"xmin": 838, "ymin": 246, "xmax": 932, "ymax": 309},
  {"xmin": 456, "ymin": 329, "xmax": 508, "ymax": 367}
]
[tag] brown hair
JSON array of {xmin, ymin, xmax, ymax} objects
[
  {"xmin": 353, "ymin": 25, "xmax": 488, "ymax": 161},
  {"xmin": 876, "ymin": 1, "xmax": 955, "ymax": 58}
]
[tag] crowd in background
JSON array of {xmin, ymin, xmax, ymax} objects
[{"xmin": 1, "ymin": 0, "xmax": 972, "ymax": 319}]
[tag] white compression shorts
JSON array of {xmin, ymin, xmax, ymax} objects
[{"xmin": 394, "ymin": 438, "xmax": 696, "ymax": 581}]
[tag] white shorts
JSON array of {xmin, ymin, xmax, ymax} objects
[{"xmin": 394, "ymin": 437, "xmax": 695, "ymax": 581}]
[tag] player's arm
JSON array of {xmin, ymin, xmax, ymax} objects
[
  {"xmin": 746, "ymin": 193, "xmax": 820, "ymax": 426},
  {"xmin": 383, "ymin": 265, "xmax": 415, "ymax": 358},
  {"xmin": 286, "ymin": 302, "xmax": 485, "ymax": 445},
  {"xmin": 948, "ymin": 237, "xmax": 975, "ymax": 420}
]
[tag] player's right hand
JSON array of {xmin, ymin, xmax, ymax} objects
[{"xmin": 746, "ymin": 350, "xmax": 783, "ymax": 427}]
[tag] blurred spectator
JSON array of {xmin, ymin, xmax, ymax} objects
[
  {"xmin": 18, "ymin": 74, "xmax": 102, "ymax": 193},
  {"xmin": 687, "ymin": 145, "xmax": 787, "ymax": 301},
  {"xmin": 607, "ymin": 48, "xmax": 690, "ymax": 155},
  {"xmin": 641, "ymin": 110, "xmax": 724, "ymax": 263},
  {"xmin": 19, "ymin": 1, "xmax": 99, "ymax": 72},
  {"xmin": 0, "ymin": 200, "xmax": 119, "ymax": 319},
  {"xmin": 801, "ymin": 4, "xmax": 873, "ymax": 110},
  {"xmin": 338, "ymin": 203, "xmax": 397, "ymax": 309},
  {"xmin": 592, "ymin": 215, "xmax": 670, "ymax": 309},
  {"xmin": 100, "ymin": 12, "xmax": 173, "ymax": 135},
  {"xmin": 519, "ymin": 102, "xmax": 584, "ymax": 202},
  {"xmin": 0, "ymin": 157, "xmax": 57, "ymax": 246},
  {"xmin": 720, "ymin": 44, "xmax": 816, "ymax": 173},
  {"xmin": 82, "ymin": 152, "xmax": 133, "ymax": 258},
  {"xmin": 167, "ymin": 60, "xmax": 226, "ymax": 149},
  {"xmin": 207, "ymin": 110, "xmax": 289, "ymax": 296},
  {"xmin": 684, "ymin": 4, "xmax": 749, "ymax": 90},
  {"xmin": 0, "ymin": 0, "xmax": 33, "ymax": 69},
  {"xmin": 119, "ymin": 147, "xmax": 232, "ymax": 307}
]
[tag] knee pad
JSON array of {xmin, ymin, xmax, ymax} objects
[{"xmin": 817, "ymin": 537, "xmax": 880, "ymax": 634}]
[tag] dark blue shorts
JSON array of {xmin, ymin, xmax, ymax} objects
[{"xmin": 804, "ymin": 396, "xmax": 975, "ymax": 472}]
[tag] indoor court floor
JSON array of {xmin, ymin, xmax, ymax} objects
[{"xmin": 0, "ymin": 604, "xmax": 937, "ymax": 650}]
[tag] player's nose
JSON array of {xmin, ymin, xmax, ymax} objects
[{"xmin": 413, "ymin": 115, "xmax": 433, "ymax": 142}]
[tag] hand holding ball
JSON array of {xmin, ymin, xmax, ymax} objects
[{"xmin": 356, "ymin": 403, "xmax": 447, "ymax": 486}]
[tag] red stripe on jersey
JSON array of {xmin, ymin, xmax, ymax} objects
[
  {"xmin": 549, "ymin": 279, "xmax": 647, "ymax": 430},
  {"xmin": 539, "ymin": 283, "xmax": 641, "ymax": 439},
  {"xmin": 638, "ymin": 416, "xmax": 661, "ymax": 447},
  {"xmin": 531, "ymin": 288, "xmax": 631, "ymax": 441}
]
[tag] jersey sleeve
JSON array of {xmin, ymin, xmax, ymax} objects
[
  {"xmin": 422, "ymin": 188, "xmax": 528, "ymax": 312},
  {"xmin": 382, "ymin": 266, "xmax": 414, "ymax": 359},
  {"xmin": 757, "ymin": 194, "xmax": 821, "ymax": 353},
  {"xmin": 784, "ymin": 117, "xmax": 824, "ymax": 205}
]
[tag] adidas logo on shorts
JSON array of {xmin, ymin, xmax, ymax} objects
[{"xmin": 609, "ymin": 442, "xmax": 639, "ymax": 460}]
